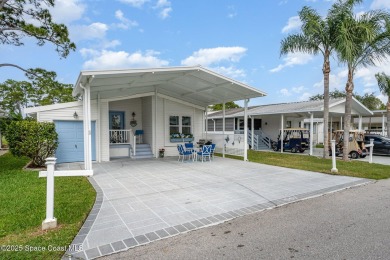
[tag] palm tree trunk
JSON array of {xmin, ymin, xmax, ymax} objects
[
  {"xmin": 343, "ymin": 69, "xmax": 354, "ymax": 161},
  {"xmin": 323, "ymin": 52, "xmax": 330, "ymax": 158},
  {"xmin": 387, "ymin": 98, "xmax": 390, "ymax": 138}
]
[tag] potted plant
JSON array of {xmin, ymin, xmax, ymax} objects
[
  {"xmin": 170, "ymin": 133, "xmax": 194, "ymax": 142},
  {"xmin": 183, "ymin": 133, "xmax": 194, "ymax": 142},
  {"xmin": 159, "ymin": 148, "xmax": 165, "ymax": 158}
]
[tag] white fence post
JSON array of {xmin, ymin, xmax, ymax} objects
[
  {"xmin": 331, "ymin": 140, "xmax": 338, "ymax": 173},
  {"xmin": 369, "ymin": 138, "xmax": 374, "ymax": 164},
  {"xmin": 42, "ymin": 157, "xmax": 57, "ymax": 230}
]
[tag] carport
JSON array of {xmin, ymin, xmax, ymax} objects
[{"xmin": 62, "ymin": 158, "xmax": 369, "ymax": 259}]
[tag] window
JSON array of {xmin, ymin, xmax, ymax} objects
[
  {"xmin": 169, "ymin": 116, "xmax": 180, "ymax": 134},
  {"xmin": 169, "ymin": 115, "xmax": 192, "ymax": 135},
  {"xmin": 182, "ymin": 116, "xmax": 191, "ymax": 134}
]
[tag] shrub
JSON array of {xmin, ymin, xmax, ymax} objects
[{"xmin": 5, "ymin": 120, "xmax": 58, "ymax": 167}]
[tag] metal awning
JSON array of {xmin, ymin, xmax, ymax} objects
[{"xmin": 73, "ymin": 66, "xmax": 267, "ymax": 106}]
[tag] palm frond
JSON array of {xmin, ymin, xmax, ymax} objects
[
  {"xmin": 375, "ymin": 72, "xmax": 390, "ymax": 96},
  {"xmin": 280, "ymin": 34, "xmax": 320, "ymax": 56}
]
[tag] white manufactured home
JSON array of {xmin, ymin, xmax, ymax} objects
[
  {"xmin": 24, "ymin": 66, "xmax": 266, "ymax": 171},
  {"xmin": 207, "ymin": 97, "xmax": 373, "ymax": 153}
]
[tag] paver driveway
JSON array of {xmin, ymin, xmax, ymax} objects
[{"xmin": 61, "ymin": 157, "xmax": 369, "ymax": 259}]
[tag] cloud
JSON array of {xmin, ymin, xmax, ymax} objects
[
  {"xmin": 227, "ymin": 5, "xmax": 237, "ymax": 18},
  {"xmin": 154, "ymin": 0, "xmax": 172, "ymax": 19},
  {"xmin": 299, "ymin": 92, "xmax": 312, "ymax": 101},
  {"xmin": 292, "ymin": 85, "xmax": 305, "ymax": 93},
  {"xmin": 119, "ymin": 0, "xmax": 149, "ymax": 8},
  {"xmin": 113, "ymin": 10, "xmax": 139, "ymax": 29},
  {"xmin": 81, "ymin": 49, "xmax": 169, "ymax": 69},
  {"xmin": 280, "ymin": 88, "xmax": 291, "ymax": 96},
  {"xmin": 270, "ymin": 52, "xmax": 313, "ymax": 73},
  {"xmin": 50, "ymin": 0, "xmax": 86, "ymax": 24},
  {"xmin": 181, "ymin": 47, "xmax": 247, "ymax": 66},
  {"xmin": 70, "ymin": 22, "xmax": 109, "ymax": 41},
  {"xmin": 313, "ymin": 70, "xmax": 348, "ymax": 90},
  {"xmin": 211, "ymin": 66, "xmax": 246, "ymax": 78},
  {"xmin": 282, "ymin": 16, "xmax": 302, "ymax": 33},
  {"xmin": 371, "ymin": 0, "xmax": 390, "ymax": 9}
]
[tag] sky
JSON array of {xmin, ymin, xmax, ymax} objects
[{"xmin": 1, "ymin": 0, "xmax": 390, "ymax": 106}]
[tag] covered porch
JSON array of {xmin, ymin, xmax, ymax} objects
[{"xmin": 73, "ymin": 66, "xmax": 267, "ymax": 171}]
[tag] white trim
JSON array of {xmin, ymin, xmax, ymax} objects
[{"xmin": 24, "ymin": 101, "xmax": 83, "ymax": 114}]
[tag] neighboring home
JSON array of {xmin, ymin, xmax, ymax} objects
[
  {"xmin": 24, "ymin": 66, "xmax": 266, "ymax": 171},
  {"xmin": 207, "ymin": 97, "xmax": 373, "ymax": 153},
  {"xmin": 353, "ymin": 110, "xmax": 388, "ymax": 136}
]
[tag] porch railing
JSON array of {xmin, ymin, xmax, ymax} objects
[{"xmin": 109, "ymin": 129, "xmax": 136, "ymax": 157}]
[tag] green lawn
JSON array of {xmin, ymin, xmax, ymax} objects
[
  {"xmin": 219, "ymin": 150, "xmax": 390, "ymax": 180},
  {"xmin": 0, "ymin": 153, "xmax": 96, "ymax": 259}
]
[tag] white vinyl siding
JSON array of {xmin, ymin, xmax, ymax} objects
[
  {"xmin": 158, "ymin": 99, "xmax": 204, "ymax": 157},
  {"xmin": 37, "ymin": 101, "xmax": 98, "ymax": 122},
  {"xmin": 109, "ymin": 99, "xmax": 143, "ymax": 132}
]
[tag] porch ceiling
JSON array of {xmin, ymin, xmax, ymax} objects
[{"xmin": 73, "ymin": 66, "xmax": 267, "ymax": 107}]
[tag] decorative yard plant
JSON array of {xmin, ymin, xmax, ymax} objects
[{"xmin": 5, "ymin": 120, "xmax": 58, "ymax": 167}]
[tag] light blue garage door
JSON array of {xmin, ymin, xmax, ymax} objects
[{"xmin": 54, "ymin": 121, "xmax": 96, "ymax": 163}]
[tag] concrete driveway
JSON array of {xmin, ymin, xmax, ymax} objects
[{"xmin": 62, "ymin": 157, "xmax": 369, "ymax": 259}]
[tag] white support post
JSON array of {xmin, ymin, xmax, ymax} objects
[
  {"xmin": 42, "ymin": 157, "xmax": 57, "ymax": 230},
  {"xmin": 205, "ymin": 107, "xmax": 208, "ymax": 141},
  {"xmin": 86, "ymin": 85, "xmax": 92, "ymax": 170},
  {"xmin": 222, "ymin": 102, "xmax": 225, "ymax": 158},
  {"xmin": 154, "ymin": 89, "xmax": 158, "ymax": 158},
  {"xmin": 310, "ymin": 112, "xmax": 314, "ymax": 156},
  {"xmin": 369, "ymin": 138, "xmax": 374, "ymax": 164},
  {"xmin": 244, "ymin": 99, "xmax": 249, "ymax": 161},
  {"xmin": 97, "ymin": 93, "xmax": 101, "ymax": 162},
  {"xmin": 251, "ymin": 116, "xmax": 254, "ymax": 149},
  {"xmin": 340, "ymin": 116, "xmax": 343, "ymax": 130},
  {"xmin": 331, "ymin": 140, "xmax": 338, "ymax": 173},
  {"xmin": 382, "ymin": 114, "xmax": 385, "ymax": 136},
  {"xmin": 330, "ymin": 116, "xmax": 333, "ymax": 135},
  {"xmin": 80, "ymin": 84, "xmax": 88, "ymax": 170},
  {"xmin": 281, "ymin": 114, "xmax": 284, "ymax": 153},
  {"xmin": 358, "ymin": 115, "xmax": 362, "ymax": 131}
]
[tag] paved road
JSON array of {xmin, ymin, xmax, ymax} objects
[{"xmin": 102, "ymin": 179, "xmax": 390, "ymax": 260}]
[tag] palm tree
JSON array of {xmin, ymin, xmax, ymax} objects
[
  {"xmin": 333, "ymin": 5, "xmax": 390, "ymax": 160},
  {"xmin": 375, "ymin": 72, "xmax": 390, "ymax": 138},
  {"xmin": 280, "ymin": 0, "xmax": 362, "ymax": 159}
]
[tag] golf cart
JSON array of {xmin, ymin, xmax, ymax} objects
[
  {"xmin": 272, "ymin": 128, "xmax": 310, "ymax": 153},
  {"xmin": 329, "ymin": 130, "xmax": 367, "ymax": 159}
]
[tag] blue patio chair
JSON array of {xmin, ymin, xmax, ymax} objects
[
  {"xmin": 177, "ymin": 144, "xmax": 192, "ymax": 162},
  {"xmin": 197, "ymin": 145, "xmax": 212, "ymax": 162},
  {"xmin": 184, "ymin": 143, "xmax": 194, "ymax": 153},
  {"xmin": 210, "ymin": 143, "xmax": 216, "ymax": 160}
]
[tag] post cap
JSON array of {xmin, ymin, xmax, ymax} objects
[{"xmin": 45, "ymin": 157, "xmax": 57, "ymax": 165}]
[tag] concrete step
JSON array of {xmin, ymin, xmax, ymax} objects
[{"xmin": 131, "ymin": 143, "xmax": 153, "ymax": 159}]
